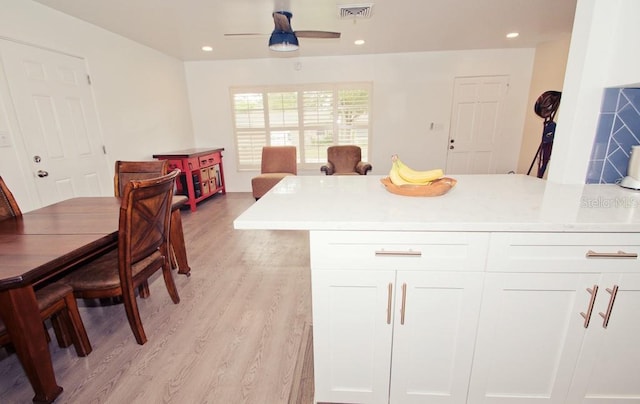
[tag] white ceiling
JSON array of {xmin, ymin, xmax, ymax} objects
[{"xmin": 33, "ymin": 0, "xmax": 577, "ymax": 61}]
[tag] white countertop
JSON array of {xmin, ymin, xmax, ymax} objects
[{"xmin": 233, "ymin": 174, "xmax": 640, "ymax": 232}]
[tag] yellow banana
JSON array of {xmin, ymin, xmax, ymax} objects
[
  {"xmin": 389, "ymin": 160, "xmax": 413, "ymax": 186},
  {"xmin": 392, "ymin": 155, "xmax": 444, "ymax": 184}
]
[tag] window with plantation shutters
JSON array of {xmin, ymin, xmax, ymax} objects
[{"xmin": 231, "ymin": 83, "xmax": 372, "ymax": 170}]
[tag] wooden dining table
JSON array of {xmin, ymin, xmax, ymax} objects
[{"xmin": 0, "ymin": 196, "xmax": 190, "ymax": 403}]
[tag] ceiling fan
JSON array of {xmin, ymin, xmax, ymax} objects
[{"xmin": 225, "ymin": 11, "xmax": 341, "ymax": 52}]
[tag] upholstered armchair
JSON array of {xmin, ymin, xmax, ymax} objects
[
  {"xmin": 251, "ymin": 146, "xmax": 297, "ymax": 200},
  {"xmin": 320, "ymin": 145, "xmax": 372, "ymax": 175}
]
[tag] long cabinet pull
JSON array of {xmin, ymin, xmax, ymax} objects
[
  {"xmin": 598, "ymin": 285, "xmax": 619, "ymax": 328},
  {"xmin": 580, "ymin": 285, "xmax": 599, "ymax": 328},
  {"xmin": 586, "ymin": 250, "xmax": 638, "ymax": 259},
  {"xmin": 375, "ymin": 250, "xmax": 422, "ymax": 257},
  {"xmin": 400, "ymin": 283, "xmax": 407, "ymax": 325},
  {"xmin": 387, "ymin": 283, "xmax": 393, "ymax": 325}
]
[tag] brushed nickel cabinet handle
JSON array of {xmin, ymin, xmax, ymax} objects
[
  {"xmin": 586, "ymin": 250, "xmax": 638, "ymax": 259},
  {"xmin": 400, "ymin": 283, "xmax": 407, "ymax": 325},
  {"xmin": 375, "ymin": 250, "xmax": 422, "ymax": 257},
  {"xmin": 387, "ymin": 283, "xmax": 393, "ymax": 325},
  {"xmin": 580, "ymin": 285, "xmax": 599, "ymax": 328},
  {"xmin": 598, "ymin": 285, "xmax": 619, "ymax": 328}
]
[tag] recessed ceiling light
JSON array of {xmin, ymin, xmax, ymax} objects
[
  {"xmin": 354, "ymin": 39, "xmax": 365, "ymax": 46},
  {"xmin": 201, "ymin": 46, "xmax": 213, "ymax": 52},
  {"xmin": 506, "ymin": 32, "xmax": 519, "ymax": 39}
]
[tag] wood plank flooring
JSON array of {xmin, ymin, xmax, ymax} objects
[{"xmin": 0, "ymin": 193, "xmax": 313, "ymax": 404}]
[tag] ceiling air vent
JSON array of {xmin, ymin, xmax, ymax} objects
[{"xmin": 338, "ymin": 4, "xmax": 374, "ymax": 19}]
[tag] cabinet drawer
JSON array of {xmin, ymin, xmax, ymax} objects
[
  {"xmin": 201, "ymin": 180, "xmax": 210, "ymax": 195},
  {"xmin": 199, "ymin": 153, "xmax": 220, "ymax": 167},
  {"xmin": 487, "ymin": 233, "xmax": 640, "ymax": 272},
  {"xmin": 200, "ymin": 168, "xmax": 210, "ymax": 181},
  {"xmin": 185, "ymin": 157, "xmax": 199, "ymax": 170},
  {"xmin": 166, "ymin": 159, "xmax": 183, "ymax": 171},
  {"xmin": 310, "ymin": 231, "xmax": 489, "ymax": 271}
]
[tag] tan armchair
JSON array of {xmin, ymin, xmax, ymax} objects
[
  {"xmin": 320, "ymin": 145, "xmax": 372, "ymax": 175},
  {"xmin": 251, "ymin": 146, "xmax": 297, "ymax": 200}
]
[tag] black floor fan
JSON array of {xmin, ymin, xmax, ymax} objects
[{"xmin": 527, "ymin": 90, "xmax": 562, "ymax": 178}]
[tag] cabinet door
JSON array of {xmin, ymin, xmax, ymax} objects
[
  {"xmin": 567, "ymin": 273, "xmax": 640, "ymax": 403},
  {"xmin": 390, "ymin": 271, "xmax": 483, "ymax": 404},
  {"xmin": 312, "ymin": 270, "xmax": 395, "ymax": 404},
  {"xmin": 468, "ymin": 273, "xmax": 600, "ymax": 403}
]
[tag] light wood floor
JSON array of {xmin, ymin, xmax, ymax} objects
[{"xmin": 0, "ymin": 193, "xmax": 313, "ymax": 404}]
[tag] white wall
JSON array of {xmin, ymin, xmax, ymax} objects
[
  {"xmin": 604, "ymin": 0, "xmax": 640, "ymax": 87},
  {"xmin": 3, "ymin": 0, "xmax": 634, "ymax": 199},
  {"xmin": 0, "ymin": 0, "xmax": 194, "ymax": 210},
  {"xmin": 548, "ymin": 0, "xmax": 640, "ymax": 183},
  {"xmin": 186, "ymin": 49, "xmax": 534, "ymax": 192}
]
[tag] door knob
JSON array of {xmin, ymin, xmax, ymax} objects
[
  {"xmin": 33, "ymin": 155, "xmax": 41, "ymax": 163},
  {"xmin": 37, "ymin": 170, "xmax": 49, "ymax": 178},
  {"xmin": 449, "ymin": 145, "xmax": 455, "ymax": 150}
]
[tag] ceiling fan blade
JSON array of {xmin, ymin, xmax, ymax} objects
[{"xmin": 295, "ymin": 31, "xmax": 341, "ymax": 39}]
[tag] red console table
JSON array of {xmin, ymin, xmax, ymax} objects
[{"xmin": 153, "ymin": 147, "xmax": 225, "ymax": 212}]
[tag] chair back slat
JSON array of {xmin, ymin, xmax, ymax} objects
[{"xmin": 114, "ymin": 160, "xmax": 169, "ymax": 197}]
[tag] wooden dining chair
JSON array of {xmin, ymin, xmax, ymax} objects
[
  {"xmin": 114, "ymin": 161, "xmax": 191, "ymax": 278},
  {"xmin": 0, "ymin": 176, "xmax": 92, "ymax": 356},
  {"xmin": 0, "ymin": 282, "xmax": 92, "ymax": 357},
  {"xmin": 64, "ymin": 170, "xmax": 181, "ymax": 345},
  {"xmin": 0, "ymin": 175, "xmax": 22, "ymax": 220}
]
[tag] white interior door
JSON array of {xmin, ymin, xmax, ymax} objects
[
  {"xmin": 0, "ymin": 39, "xmax": 110, "ymax": 207},
  {"xmin": 446, "ymin": 76, "xmax": 509, "ymax": 174}
]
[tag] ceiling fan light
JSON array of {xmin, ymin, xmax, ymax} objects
[{"xmin": 269, "ymin": 32, "xmax": 299, "ymax": 51}]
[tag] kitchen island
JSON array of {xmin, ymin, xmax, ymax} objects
[{"xmin": 234, "ymin": 174, "xmax": 640, "ymax": 404}]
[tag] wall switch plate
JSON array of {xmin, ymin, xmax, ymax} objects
[
  {"xmin": 0, "ymin": 134, "xmax": 12, "ymax": 147},
  {"xmin": 429, "ymin": 122, "xmax": 444, "ymax": 131}
]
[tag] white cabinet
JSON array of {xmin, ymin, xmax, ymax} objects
[
  {"xmin": 311, "ymin": 269, "xmax": 394, "ymax": 404},
  {"xmin": 309, "ymin": 230, "xmax": 640, "ymax": 404},
  {"xmin": 468, "ymin": 272, "xmax": 598, "ymax": 403},
  {"xmin": 310, "ymin": 231, "xmax": 487, "ymax": 404},
  {"xmin": 566, "ymin": 273, "xmax": 640, "ymax": 403},
  {"xmin": 312, "ymin": 270, "xmax": 483, "ymax": 404},
  {"xmin": 389, "ymin": 270, "xmax": 483, "ymax": 404},
  {"xmin": 469, "ymin": 233, "xmax": 640, "ymax": 403}
]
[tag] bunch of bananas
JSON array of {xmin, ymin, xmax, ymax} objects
[{"xmin": 388, "ymin": 154, "xmax": 444, "ymax": 186}]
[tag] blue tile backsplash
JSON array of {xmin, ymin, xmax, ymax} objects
[{"xmin": 586, "ymin": 87, "xmax": 640, "ymax": 183}]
